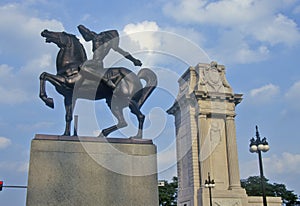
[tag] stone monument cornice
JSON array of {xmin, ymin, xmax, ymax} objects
[{"xmin": 194, "ymin": 90, "xmax": 243, "ymax": 105}]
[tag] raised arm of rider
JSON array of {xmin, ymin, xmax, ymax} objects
[{"xmin": 77, "ymin": 25, "xmax": 96, "ymax": 42}]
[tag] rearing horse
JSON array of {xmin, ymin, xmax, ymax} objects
[{"xmin": 39, "ymin": 29, "xmax": 157, "ymax": 138}]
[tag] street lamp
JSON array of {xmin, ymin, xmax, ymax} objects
[
  {"xmin": 205, "ymin": 172, "xmax": 215, "ymax": 206},
  {"xmin": 249, "ymin": 125, "xmax": 270, "ymax": 206}
]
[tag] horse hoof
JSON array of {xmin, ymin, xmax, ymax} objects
[
  {"xmin": 45, "ymin": 98, "xmax": 54, "ymax": 108},
  {"xmin": 62, "ymin": 132, "xmax": 70, "ymax": 136}
]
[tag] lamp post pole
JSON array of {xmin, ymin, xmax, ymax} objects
[
  {"xmin": 205, "ymin": 172, "xmax": 215, "ymax": 206},
  {"xmin": 258, "ymin": 147, "xmax": 267, "ymax": 206},
  {"xmin": 249, "ymin": 126, "xmax": 270, "ymax": 206}
]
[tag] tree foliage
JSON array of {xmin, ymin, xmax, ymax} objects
[
  {"xmin": 159, "ymin": 176, "xmax": 178, "ymax": 206},
  {"xmin": 241, "ymin": 176, "xmax": 298, "ymax": 206},
  {"xmin": 158, "ymin": 176, "xmax": 298, "ymax": 206}
]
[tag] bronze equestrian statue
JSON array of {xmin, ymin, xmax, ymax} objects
[{"xmin": 39, "ymin": 27, "xmax": 157, "ymax": 138}]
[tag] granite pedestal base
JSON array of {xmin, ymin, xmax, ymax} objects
[{"xmin": 26, "ymin": 134, "xmax": 159, "ymax": 206}]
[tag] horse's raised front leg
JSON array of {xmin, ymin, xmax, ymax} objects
[
  {"xmin": 99, "ymin": 105, "xmax": 128, "ymax": 137},
  {"xmin": 39, "ymin": 72, "xmax": 66, "ymax": 108}
]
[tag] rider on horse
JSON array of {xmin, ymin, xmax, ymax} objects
[
  {"xmin": 39, "ymin": 28, "xmax": 157, "ymax": 137},
  {"xmin": 77, "ymin": 25, "xmax": 142, "ymax": 89}
]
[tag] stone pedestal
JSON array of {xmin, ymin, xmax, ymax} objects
[{"xmin": 26, "ymin": 134, "xmax": 159, "ymax": 206}]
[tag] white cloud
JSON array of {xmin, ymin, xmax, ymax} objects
[
  {"xmin": 164, "ymin": 0, "xmax": 269, "ymax": 25},
  {"xmin": 0, "ymin": 87, "xmax": 30, "ymax": 104},
  {"xmin": 0, "ymin": 54, "xmax": 54, "ymax": 104},
  {"xmin": 0, "ymin": 137, "xmax": 11, "ymax": 149},
  {"xmin": 0, "ymin": 3, "xmax": 64, "ymax": 58},
  {"xmin": 285, "ymin": 81, "xmax": 300, "ymax": 100},
  {"xmin": 249, "ymin": 84, "xmax": 280, "ymax": 104},
  {"xmin": 209, "ymin": 29, "xmax": 270, "ymax": 64},
  {"xmin": 235, "ymin": 45, "xmax": 270, "ymax": 63},
  {"xmin": 0, "ymin": 64, "xmax": 33, "ymax": 104},
  {"xmin": 250, "ymin": 84, "xmax": 279, "ymax": 97},
  {"xmin": 240, "ymin": 152, "xmax": 300, "ymax": 179},
  {"xmin": 163, "ymin": 0, "xmax": 300, "ymax": 64},
  {"xmin": 0, "ymin": 3, "xmax": 63, "ymax": 104},
  {"xmin": 0, "ymin": 161, "xmax": 28, "ymax": 173},
  {"xmin": 119, "ymin": 21, "xmax": 210, "ymax": 68},
  {"xmin": 124, "ymin": 21, "xmax": 207, "ymax": 51},
  {"xmin": 164, "ymin": 26, "xmax": 206, "ymax": 47},
  {"xmin": 17, "ymin": 162, "xmax": 29, "ymax": 173},
  {"xmin": 123, "ymin": 21, "xmax": 160, "ymax": 51},
  {"xmin": 254, "ymin": 13, "xmax": 300, "ymax": 46},
  {"xmin": 284, "ymin": 80, "xmax": 300, "ymax": 110},
  {"xmin": 264, "ymin": 152, "xmax": 300, "ymax": 174},
  {"xmin": 124, "ymin": 21, "xmax": 159, "ymax": 33}
]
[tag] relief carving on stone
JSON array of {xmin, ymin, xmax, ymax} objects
[
  {"xmin": 199, "ymin": 120, "xmax": 223, "ymax": 162},
  {"xmin": 210, "ymin": 121, "xmax": 222, "ymax": 145},
  {"xmin": 197, "ymin": 61, "xmax": 232, "ymax": 94},
  {"xmin": 214, "ymin": 199, "xmax": 241, "ymax": 206}
]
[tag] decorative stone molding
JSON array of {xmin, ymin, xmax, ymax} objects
[
  {"xmin": 214, "ymin": 199, "xmax": 241, "ymax": 206},
  {"xmin": 196, "ymin": 61, "xmax": 233, "ymax": 95}
]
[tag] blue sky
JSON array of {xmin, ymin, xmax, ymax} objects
[{"xmin": 0, "ymin": 0, "xmax": 300, "ymax": 205}]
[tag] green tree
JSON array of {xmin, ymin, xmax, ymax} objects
[
  {"xmin": 159, "ymin": 176, "xmax": 178, "ymax": 206},
  {"xmin": 241, "ymin": 176, "xmax": 298, "ymax": 206}
]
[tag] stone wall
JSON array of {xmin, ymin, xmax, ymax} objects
[{"xmin": 26, "ymin": 135, "xmax": 159, "ymax": 206}]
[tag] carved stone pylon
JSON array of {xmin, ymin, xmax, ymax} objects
[{"xmin": 168, "ymin": 62, "xmax": 248, "ymax": 206}]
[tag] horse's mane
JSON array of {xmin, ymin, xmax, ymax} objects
[
  {"xmin": 63, "ymin": 32, "xmax": 80, "ymax": 42},
  {"xmin": 62, "ymin": 32, "xmax": 87, "ymax": 60}
]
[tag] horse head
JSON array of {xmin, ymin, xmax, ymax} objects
[
  {"xmin": 41, "ymin": 29, "xmax": 87, "ymax": 72},
  {"xmin": 41, "ymin": 29, "xmax": 76, "ymax": 49}
]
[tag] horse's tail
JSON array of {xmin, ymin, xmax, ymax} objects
[{"xmin": 133, "ymin": 68, "xmax": 157, "ymax": 109}]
